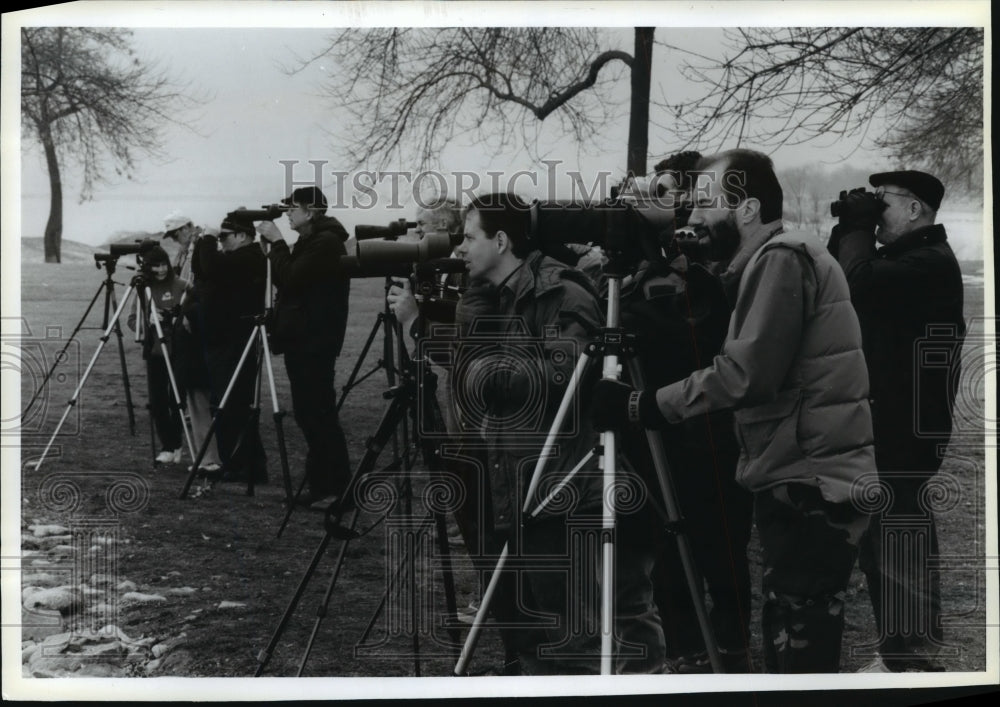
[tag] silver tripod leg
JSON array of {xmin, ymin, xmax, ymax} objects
[
  {"xmin": 32, "ymin": 282, "xmax": 139, "ymax": 470},
  {"xmin": 453, "ymin": 349, "xmax": 599, "ymax": 675},
  {"xmin": 143, "ymin": 287, "xmax": 196, "ymax": 462}
]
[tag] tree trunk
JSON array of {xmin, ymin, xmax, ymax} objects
[
  {"xmin": 40, "ymin": 125, "xmax": 63, "ymax": 264},
  {"xmin": 626, "ymin": 28, "xmax": 654, "ymax": 176}
]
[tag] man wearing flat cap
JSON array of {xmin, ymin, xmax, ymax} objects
[
  {"xmin": 828, "ymin": 169, "xmax": 965, "ymax": 672},
  {"xmin": 257, "ymin": 186, "xmax": 352, "ymax": 508}
]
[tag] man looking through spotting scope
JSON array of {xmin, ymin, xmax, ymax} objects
[
  {"xmin": 192, "ymin": 215, "xmax": 268, "ymax": 483},
  {"xmin": 616, "ymin": 150, "xmax": 754, "ymax": 672},
  {"xmin": 452, "ymin": 193, "xmax": 666, "ymax": 674},
  {"xmin": 827, "ymin": 170, "xmax": 965, "ymax": 673},
  {"xmin": 256, "ymin": 186, "xmax": 351, "ymax": 509},
  {"xmin": 593, "ymin": 149, "xmax": 876, "ymax": 673}
]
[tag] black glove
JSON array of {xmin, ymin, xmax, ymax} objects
[
  {"xmin": 591, "ymin": 379, "xmax": 668, "ymax": 431},
  {"xmin": 837, "ymin": 189, "xmax": 884, "ymax": 232}
]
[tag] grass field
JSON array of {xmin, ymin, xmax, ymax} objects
[{"xmin": 13, "ymin": 255, "xmax": 991, "ymax": 679}]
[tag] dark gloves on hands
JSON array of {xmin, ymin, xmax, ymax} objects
[
  {"xmin": 591, "ymin": 379, "xmax": 667, "ymax": 431},
  {"xmin": 837, "ymin": 189, "xmax": 884, "ymax": 232}
]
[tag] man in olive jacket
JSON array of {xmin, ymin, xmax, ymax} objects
[
  {"xmin": 594, "ymin": 149, "xmax": 876, "ymax": 673},
  {"xmin": 828, "ymin": 170, "xmax": 965, "ymax": 672},
  {"xmin": 454, "ymin": 193, "xmax": 665, "ymax": 675},
  {"xmin": 257, "ymin": 186, "xmax": 351, "ymax": 506}
]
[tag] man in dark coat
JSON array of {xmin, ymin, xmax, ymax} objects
[
  {"xmin": 192, "ymin": 216, "xmax": 268, "ymax": 483},
  {"xmin": 257, "ymin": 186, "xmax": 352, "ymax": 507},
  {"xmin": 828, "ymin": 169, "xmax": 965, "ymax": 672}
]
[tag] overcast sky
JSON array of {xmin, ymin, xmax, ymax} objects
[{"xmin": 4, "ymin": 1, "xmax": 990, "ymax": 257}]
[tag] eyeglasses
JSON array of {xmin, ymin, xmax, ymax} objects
[
  {"xmin": 875, "ymin": 187, "xmax": 912, "ymax": 201},
  {"xmin": 219, "ymin": 231, "xmax": 236, "ymax": 240}
]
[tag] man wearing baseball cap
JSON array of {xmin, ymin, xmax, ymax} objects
[
  {"xmin": 828, "ymin": 169, "xmax": 966, "ymax": 672},
  {"xmin": 163, "ymin": 212, "xmax": 200, "ymax": 282},
  {"xmin": 256, "ymin": 186, "xmax": 352, "ymax": 508}
]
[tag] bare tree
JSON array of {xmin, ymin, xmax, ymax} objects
[
  {"xmin": 301, "ymin": 27, "xmax": 655, "ymax": 175},
  {"xmin": 21, "ymin": 28, "xmax": 194, "ymax": 262},
  {"xmin": 673, "ymin": 28, "xmax": 984, "ymax": 189}
]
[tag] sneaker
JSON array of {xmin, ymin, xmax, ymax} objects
[
  {"xmin": 156, "ymin": 449, "xmax": 181, "ymax": 464},
  {"xmin": 308, "ymin": 493, "xmax": 341, "ymax": 511},
  {"xmin": 456, "ymin": 602, "xmax": 481, "ymax": 625},
  {"xmin": 857, "ymin": 656, "xmax": 892, "ymax": 673}
]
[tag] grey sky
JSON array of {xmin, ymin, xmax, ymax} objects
[{"xmin": 7, "ymin": 2, "xmax": 990, "ymax": 254}]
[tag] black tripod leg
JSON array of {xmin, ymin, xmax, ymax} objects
[
  {"xmin": 266, "ymin": 395, "xmax": 411, "ymax": 674},
  {"xmin": 626, "ymin": 359, "xmax": 724, "ymax": 673},
  {"xmin": 145, "ymin": 359, "xmax": 159, "ymax": 469},
  {"xmin": 431, "ymin": 508, "xmax": 461, "ymax": 652},
  {"xmin": 254, "ymin": 529, "xmax": 336, "ymax": 676},
  {"xmin": 109, "ymin": 285, "xmax": 137, "ymax": 435},
  {"xmin": 25, "ymin": 279, "xmax": 105, "ymax": 416},
  {"xmin": 295, "ymin": 509, "xmax": 359, "ymax": 676},
  {"xmin": 337, "ymin": 312, "xmax": 387, "ymax": 413}
]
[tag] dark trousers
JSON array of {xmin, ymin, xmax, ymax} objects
[
  {"xmin": 284, "ymin": 350, "xmax": 351, "ymax": 495},
  {"xmin": 205, "ymin": 340, "xmax": 266, "ymax": 478},
  {"xmin": 147, "ymin": 356, "xmax": 182, "ymax": 451},
  {"xmin": 627, "ymin": 416, "xmax": 753, "ymax": 662},
  {"xmin": 754, "ymin": 483, "xmax": 867, "ymax": 673},
  {"xmin": 474, "ymin": 513, "xmax": 664, "ymax": 675},
  {"xmin": 858, "ymin": 470, "xmax": 944, "ymax": 670}
]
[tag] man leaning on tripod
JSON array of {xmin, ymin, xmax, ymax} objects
[
  {"xmin": 594, "ymin": 149, "xmax": 876, "ymax": 673},
  {"xmin": 257, "ymin": 186, "xmax": 352, "ymax": 509},
  {"xmin": 192, "ymin": 215, "xmax": 268, "ymax": 483},
  {"xmin": 453, "ymin": 193, "xmax": 666, "ymax": 675}
]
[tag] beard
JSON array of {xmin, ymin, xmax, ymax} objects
[{"xmin": 707, "ymin": 213, "xmax": 741, "ymax": 262}]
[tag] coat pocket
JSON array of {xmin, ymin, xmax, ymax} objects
[{"xmin": 733, "ymin": 389, "xmax": 802, "ymax": 463}]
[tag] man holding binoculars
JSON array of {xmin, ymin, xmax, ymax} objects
[{"xmin": 828, "ymin": 169, "xmax": 965, "ymax": 673}]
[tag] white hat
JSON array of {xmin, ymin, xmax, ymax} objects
[{"xmin": 164, "ymin": 212, "xmax": 193, "ymax": 232}]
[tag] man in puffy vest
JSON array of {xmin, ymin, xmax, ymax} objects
[
  {"xmin": 828, "ymin": 170, "xmax": 965, "ymax": 672},
  {"xmin": 593, "ymin": 148, "xmax": 876, "ymax": 673}
]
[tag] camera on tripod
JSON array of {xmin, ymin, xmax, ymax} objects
[
  {"xmin": 341, "ymin": 220, "xmax": 463, "ymax": 279},
  {"xmin": 527, "ymin": 175, "xmax": 680, "ymax": 274},
  {"xmin": 93, "ymin": 238, "xmax": 160, "ymax": 266}
]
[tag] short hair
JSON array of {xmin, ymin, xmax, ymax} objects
[
  {"xmin": 698, "ymin": 148, "xmax": 783, "ymax": 223},
  {"xmin": 418, "ymin": 197, "xmax": 462, "ymax": 232},
  {"xmin": 466, "ymin": 193, "xmax": 533, "ymax": 258},
  {"xmin": 654, "ymin": 150, "xmax": 702, "ymax": 176}
]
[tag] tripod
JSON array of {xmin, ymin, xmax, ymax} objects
[
  {"xmin": 275, "ymin": 278, "xmax": 405, "ymax": 536},
  {"xmin": 336, "ymin": 277, "xmax": 402, "ymax": 410},
  {"xmin": 33, "ymin": 275, "xmax": 195, "ymax": 471},
  {"xmin": 255, "ymin": 314, "xmax": 461, "ymax": 677},
  {"xmin": 453, "ymin": 267, "xmax": 724, "ymax": 675},
  {"xmin": 25, "ymin": 255, "xmax": 137, "ymax": 438},
  {"xmin": 178, "ymin": 243, "xmax": 293, "ymax": 502}
]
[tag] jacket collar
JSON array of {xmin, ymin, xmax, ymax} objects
[
  {"xmin": 499, "ymin": 251, "xmax": 570, "ymax": 310},
  {"xmin": 877, "ymin": 223, "xmax": 947, "ymax": 258},
  {"xmin": 721, "ymin": 219, "xmax": 784, "ymax": 283}
]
